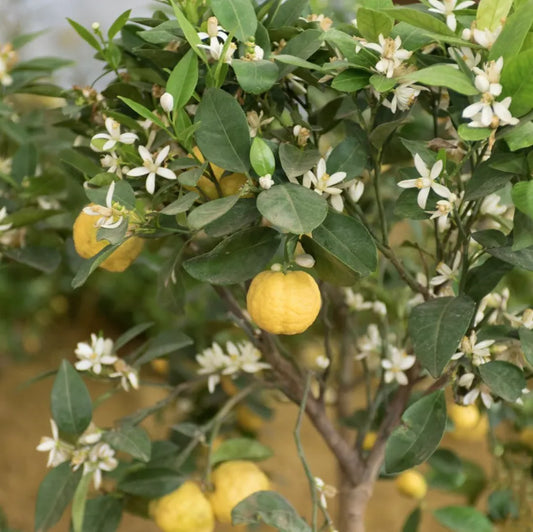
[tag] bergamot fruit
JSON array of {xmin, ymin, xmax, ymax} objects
[
  {"xmin": 246, "ymin": 270, "xmax": 321, "ymax": 335},
  {"xmin": 150, "ymin": 481, "xmax": 214, "ymax": 532},
  {"xmin": 73, "ymin": 207, "xmax": 144, "ymax": 272},
  {"xmin": 208, "ymin": 460, "xmax": 270, "ymax": 523},
  {"xmin": 448, "ymin": 404, "xmax": 480, "ymax": 430},
  {"xmin": 395, "ymin": 470, "xmax": 427, "ymax": 500}
]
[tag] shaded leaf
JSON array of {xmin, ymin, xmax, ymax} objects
[
  {"xmin": 104, "ymin": 426, "xmax": 151, "ymax": 462},
  {"xmin": 479, "ymin": 361, "xmax": 526, "ymax": 402},
  {"xmin": 118, "ymin": 468, "xmax": 183, "ymax": 498},
  {"xmin": 211, "ymin": 438, "xmax": 273, "ymax": 466},
  {"xmin": 433, "ymin": 506, "xmax": 493, "ymax": 532}
]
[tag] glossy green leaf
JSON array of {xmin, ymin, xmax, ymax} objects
[
  {"xmin": 464, "ymin": 257, "xmax": 513, "ymax": 302},
  {"xmin": 268, "ymin": 0, "xmax": 309, "ymax": 28},
  {"xmin": 188, "ymin": 195, "xmax": 240, "ymax": 230},
  {"xmin": 476, "ymin": 0, "xmax": 513, "ymax": 30},
  {"xmin": 464, "ymin": 161, "xmax": 514, "ymax": 200},
  {"xmin": 257, "ymin": 183, "xmax": 328, "ymax": 234},
  {"xmin": 383, "ymin": 7, "xmax": 456, "ymax": 37},
  {"xmin": 67, "ymin": 19, "xmax": 101, "ymax": 52},
  {"xmin": 277, "ymin": 29, "xmax": 323, "ymax": 78},
  {"xmin": 169, "ymin": 1, "xmax": 207, "ymax": 63},
  {"xmin": 210, "ymin": 0, "xmax": 257, "ymax": 42},
  {"xmin": 513, "ymin": 210, "xmax": 533, "ymax": 251},
  {"xmin": 72, "ymin": 472, "xmax": 91, "ymax": 532},
  {"xmin": 409, "ymin": 296, "xmax": 475, "ymax": 377},
  {"xmin": 385, "ymin": 391, "xmax": 447, "ymax": 474},
  {"xmin": 115, "ymin": 322, "xmax": 154, "ymax": 351},
  {"xmin": 183, "ymin": 226, "xmax": 281, "ymax": 284},
  {"xmin": 500, "ymin": 49, "xmax": 533, "ymax": 116},
  {"xmin": 512, "ymin": 181, "xmax": 533, "ymax": 220},
  {"xmin": 519, "ymin": 327, "xmax": 533, "ymax": 366},
  {"xmin": 81, "ymin": 496, "xmax": 122, "ymax": 532},
  {"xmin": 483, "ymin": 242, "xmax": 533, "ymax": 271},
  {"xmin": 279, "ymin": 144, "xmax": 320, "ymax": 179},
  {"xmin": 232, "ymin": 491, "xmax": 311, "ymax": 531},
  {"xmin": 4, "ymin": 246, "xmax": 61, "ymax": 274},
  {"xmin": 160, "ymin": 192, "xmax": 199, "ymax": 215},
  {"xmin": 51, "ymin": 360, "xmax": 92, "ymax": 436},
  {"xmin": 211, "ymin": 438, "xmax": 273, "ymax": 466},
  {"xmin": 204, "ymin": 198, "xmax": 261, "ymax": 237},
  {"xmin": 250, "ymin": 137, "xmax": 276, "ymax": 176},
  {"xmin": 331, "ymin": 69, "xmax": 370, "ymax": 92},
  {"xmin": 327, "ymin": 136, "xmax": 369, "ymax": 179},
  {"xmin": 195, "ymin": 88, "xmax": 251, "ymax": 173},
  {"xmin": 479, "ymin": 361, "xmax": 526, "ymax": 402},
  {"xmin": 232, "ymin": 59, "xmax": 279, "ymax": 94},
  {"xmin": 118, "ymin": 468, "xmax": 183, "ymax": 498},
  {"xmin": 104, "ymin": 426, "xmax": 151, "ymax": 462},
  {"xmin": 108, "ymin": 9, "xmax": 131, "ymax": 39},
  {"xmin": 85, "ymin": 181, "xmax": 136, "ymax": 211},
  {"xmin": 434, "ymin": 506, "xmax": 493, "ymax": 532},
  {"xmin": 118, "ymin": 96, "xmax": 167, "ymax": 129},
  {"xmin": 402, "ymin": 508, "xmax": 421, "ymax": 532},
  {"xmin": 457, "ymin": 124, "xmax": 492, "ymax": 142},
  {"xmin": 166, "ymin": 49, "xmax": 198, "ymax": 110},
  {"xmin": 135, "ymin": 330, "xmax": 192, "ymax": 366},
  {"xmin": 401, "ymin": 65, "xmax": 477, "ymax": 95},
  {"xmin": 357, "ymin": 7, "xmax": 393, "ymax": 42},
  {"xmin": 369, "ymin": 74, "xmax": 397, "ymax": 92},
  {"xmin": 71, "ymin": 242, "xmax": 123, "ymax": 289},
  {"xmin": 35, "ymin": 463, "xmax": 82, "ymax": 532}
]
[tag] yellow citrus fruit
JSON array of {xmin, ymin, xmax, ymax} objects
[
  {"xmin": 73, "ymin": 207, "xmax": 144, "ymax": 272},
  {"xmin": 448, "ymin": 404, "xmax": 480, "ymax": 431},
  {"xmin": 150, "ymin": 481, "xmax": 215, "ymax": 532},
  {"xmin": 395, "ymin": 470, "xmax": 427, "ymax": 500},
  {"xmin": 189, "ymin": 147, "xmax": 247, "ymax": 200},
  {"xmin": 246, "ymin": 270, "xmax": 322, "ymax": 335},
  {"xmin": 450, "ymin": 413, "xmax": 488, "ymax": 441},
  {"xmin": 208, "ymin": 461, "xmax": 270, "ymax": 524},
  {"xmin": 362, "ymin": 431, "xmax": 377, "ymax": 451},
  {"xmin": 519, "ymin": 427, "xmax": 533, "ymax": 449},
  {"xmin": 236, "ymin": 405, "xmax": 264, "ymax": 432},
  {"xmin": 151, "ymin": 358, "xmax": 170, "ymax": 376}
]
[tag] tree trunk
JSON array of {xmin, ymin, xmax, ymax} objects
[{"xmin": 338, "ymin": 480, "xmax": 374, "ymax": 532}]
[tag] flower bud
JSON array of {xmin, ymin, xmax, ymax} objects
[
  {"xmin": 348, "ymin": 180, "xmax": 364, "ymax": 202},
  {"xmin": 259, "ymin": 174, "xmax": 274, "ymax": 190},
  {"xmin": 160, "ymin": 92, "xmax": 174, "ymax": 113},
  {"xmin": 295, "ymin": 253, "xmax": 316, "ymax": 269},
  {"xmin": 91, "ymin": 22, "xmax": 100, "ymax": 31}
]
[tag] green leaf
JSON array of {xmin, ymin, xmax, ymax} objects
[
  {"xmin": 304, "ymin": 211, "xmax": 377, "ymax": 281},
  {"xmin": 464, "ymin": 161, "xmax": 514, "ymax": 200},
  {"xmin": 274, "ymin": 54, "xmax": 324, "ymax": 71},
  {"xmin": 457, "ymin": 124, "xmax": 492, "ymax": 142},
  {"xmin": 160, "ymin": 192, "xmax": 199, "ymax": 215},
  {"xmin": 104, "ymin": 426, "xmax": 151, "ymax": 462},
  {"xmin": 277, "ymin": 29, "xmax": 323, "ymax": 78},
  {"xmin": 115, "ymin": 322, "xmax": 154, "ymax": 350},
  {"xmin": 211, "ymin": 438, "xmax": 273, "ymax": 466},
  {"xmin": 60, "ymin": 148, "xmax": 101, "ymax": 177},
  {"xmin": 250, "ymin": 137, "xmax": 276, "ymax": 176},
  {"xmin": 188, "ymin": 195, "xmax": 240, "ymax": 230},
  {"xmin": 232, "ymin": 491, "xmax": 311, "ymax": 532},
  {"xmin": 401, "ymin": 65, "xmax": 477, "ymax": 95},
  {"xmin": 232, "ymin": 59, "xmax": 279, "ymax": 94},
  {"xmin": 502, "ymin": 121, "xmax": 533, "ymax": 151},
  {"xmin": 402, "ymin": 508, "xmax": 421, "ymax": 532},
  {"xmin": 195, "ymin": 88, "xmax": 251, "ymax": 173},
  {"xmin": 210, "ymin": 0, "xmax": 257, "ymax": 42},
  {"xmin": 51, "ymin": 360, "xmax": 92, "ymax": 436},
  {"xmin": 71, "ymin": 243, "xmax": 122, "ymax": 289},
  {"xmin": 476, "ymin": 0, "xmax": 513, "ymax": 30},
  {"xmin": 512, "ymin": 181, "xmax": 533, "ymax": 220},
  {"xmin": 183, "ymin": 226, "xmax": 281, "ymax": 284},
  {"xmin": 257, "ymin": 183, "xmax": 328, "ymax": 234},
  {"xmin": 85, "ymin": 181, "xmax": 136, "ymax": 211},
  {"xmin": 513, "ymin": 210, "xmax": 533, "ymax": 251},
  {"xmin": 118, "ymin": 96, "xmax": 167, "ymax": 129},
  {"xmin": 500, "ymin": 49, "xmax": 533, "ymax": 116},
  {"xmin": 434, "ymin": 506, "xmax": 493, "ymax": 532},
  {"xmin": 331, "ymin": 69, "xmax": 370, "ymax": 92},
  {"xmin": 489, "ymin": 0, "xmax": 533, "ymax": 61},
  {"xmin": 169, "ymin": 1, "xmax": 207, "ymax": 63},
  {"xmin": 11, "ymin": 143, "xmax": 37, "ymax": 181},
  {"xmin": 204, "ymin": 198, "xmax": 260, "ymax": 237},
  {"xmin": 409, "ymin": 296, "xmax": 476, "ymax": 378},
  {"xmin": 487, "ymin": 489, "xmax": 519, "ymax": 521},
  {"xmin": 279, "ymin": 144, "xmax": 320, "ymax": 179},
  {"xmin": 72, "ymin": 472, "xmax": 92, "ymax": 532},
  {"xmin": 108, "ymin": 9, "xmax": 131, "ymax": 39},
  {"xmin": 384, "ymin": 391, "xmax": 447, "ymax": 474},
  {"xmin": 67, "ymin": 19, "xmax": 101, "ymax": 52},
  {"xmin": 166, "ymin": 49, "xmax": 198, "ymax": 110},
  {"xmin": 4, "ymin": 246, "xmax": 61, "ymax": 274},
  {"xmin": 327, "ymin": 137, "xmax": 368, "ymax": 179},
  {"xmin": 12, "ymin": 30, "xmax": 47, "ymax": 49},
  {"xmin": 519, "ymin": 327, "xmax": 533, "ymax": 366},
  {"xmin": 135, "ymin": 330, "xmax": 193, "ymax": 367},
  {"xmin": 268, "ymin": 0, "xmax": 309, "ymax": 28},
  {"xmin": 81, "ymin": 496, "xmax": 122, "ymax": 532},
  {"xmin": 483, "ymin": 242, "xmax": 533, "ymax": 271},
  {"xmin": 357, "ymin": 7, "xmax": 393, "ymax": 42},
  {"xmin": 464, "ymin": 257, "xmax": 513, "ymax": 302},
  {"xmin": 383, "ymin": 7, "xmax": 456, "ymax": 37},
  {"xmin": 118, "ymin": 468, "xmax": 183, "ymax": 498},
  {"xmin": 479, "ymin": 361, "xmax": 526, "ymax": 402},
  {"xmin": 35, "ymin": 463, "xmax": 82, "ymax": 532},
  {"xmin": 369, "ymin": 74, "xmax": 397, "ymax": 93}
]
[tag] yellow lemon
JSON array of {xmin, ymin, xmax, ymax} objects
[
  {"xmin": 362, "ymin": 431, "xmax": 377, "ymax": 451},
  {"xmin": 519, "ymin": 427, "xmax": 533, "ymax": 449},
  {"xmin": 73, "ymin": 207, "xmax": 144, "ymax": 272},
  {"xmin": 395, "ymin": 470, "xmax": 427, "ymax": 500},
  {"xmin": 150, "ymin": 481, "xmax": 215, "ymax": 532},
  {"xmin": 448, "ymin": 404, "xmax": 480, "ymax": 431},
  {"xmin": 450, "ymin": 414, "xmax": 488, "ymax": 441},
  {"xmin": 208, "ymin": 461, "xmax": 270, "ymax": 524},
  {"xmin": 246, "ymin": 270, "xmax": 322, "ymax": 335},
  {"xmin": 151, "ymin": 358, "xmax": 170, "ymax": 376}
]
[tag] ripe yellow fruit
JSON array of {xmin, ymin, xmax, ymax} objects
[
  {"xmin": 450, "ymin": 414, "xmax": 488, "ymax": 441},
  {"xmin": 246, "ymin": 270, "xmax": 322, "ymax": 335},
  {"xmin": 208, "ymin": 461, "xmax": 270, "ymax": 523},
  {"xmin": 395, "ymin": 470, "xmax": 427, "ymax": 500},
  {"xmin": 519, "ymin": 427, "xmax": 533, "ymax": 449},
  {"xmin": 151, "ymin": 358, "xmax": 170, "ymax": 376},
  {"xmin": 73, "ymin": 207, "xmax": 144, "ymax": 272},
  {"xmin": 190, "ymin": 147, "xmax": 247, "ymax": 200},
  {"xmin": 362, "ymin": 431, "xmax": 377, "ymax": 451},
  {"xmin": 150, "ymin": 481, "xmax": 215, "ymax": 532},
  {"xmin": 448, "ymin": 404, "xmax": 480, "ymax": 430}
]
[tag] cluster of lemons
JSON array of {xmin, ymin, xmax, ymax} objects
[{"xmin": 149, "ymin": 460, "xmax": 270, "ymax": 532}]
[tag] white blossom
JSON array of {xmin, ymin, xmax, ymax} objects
[
  {"xmin": 75, "ymin": 333, "xmax": 118, "ymax": 375},
  {"xmin": 109, "ymin": 359, "xmax": 139, "ymax": 391},
  {"xmin": 259, "ymin": 174, "xmax": 274, "ymax": 190},
  {"xmin": 459, "ymin": 373, "xmax": 493, "ymax": 408},
  {"xmin": 346, "ymin": 179, "xmax": 364, "ymax": 202},
  {"xmin": 0, "ymin": 206, "xmax": 12, "ymax": 232},
  {"xmin": 449, "ymin": 46, "xmax": 481, "ymax": 69},
  {"xmin": 427, "ymin": 195, "xmax": 456, "ymax": 231},
  {"xmin": 383, "ymin": 83, "xmax": 424, "ymax": 113},
  {"xmin": 356, "ymin": 324, "xmax": 382, "ymax": 361},
  {"xmin": 91, "ymin": 117, "xmax": 138, "ymax": 152},
  {"xmin": 83, "ymin": 181, "xmax": 124, "ymax": 229},
  {"xmin": 127, "ymin": 145, "xmax": 177, "ymax": 194},
  {"xmin": 314, "ymin": 477, "xmax": 337, "ymax": 508},
  {"xmin": 381, "ymin": 348, "xmax": 416, "ymax": 386},
  {"xmin": 198, "ymin": 19, "xmax": 236, "ymax": 64},
  {"xmin": 197, "ymin": 343, "xmax": 231, "ymax": 393},
  {"xmin": 160, "ymin": 92, "xmax": 174, "ymax": 113},
  {"xmin": 452, "ymin": 331, "xmax": 494, "ymax": 366},
  {"xmin": 83, "ymin": 443, "xmax": 118, "ymax": 490},
  {"xmin": 427, "ymin": 0, "xmax": 475, "ymax": 32},
  {"xmin": 469, "ymin": 26, "xmax": 502, "ymax": 49},
  {"xmin": 505, "ymin": 308, "xmax": 533, "ymax": 330},
  {"xmin": 480, "ymin": 193, "xmax": 507, "ymax": 216},
  {"xmin": 247, "ymin": 110, "xmax": 274, "ymax": 137},
  {"xmin": 100, "ymin": 151, "xmax": 123, "ymax": 177},
  {"xmin": 315, "ymin": 355, "xmax": 330, "ymax": 370},
  {"xmin": 223, "ymin": 341, "xmax": 270, "ymax": 376},
  {"xmin": 36, "ymin": 419, "xmax": 74, "ymax": 468},
  {"xmin": 430, "ymin": 252, "xmax": 461, "ymax": 286},
  {"xmin": 361, "ymin": 34, "xmax": 412, "ymax": 78},
  {"xmin": 472, "ymin": 57, "xmax": 504, "ymax": 97},
  {"xmin": 397, "ymin": 154, "xmax": 451, "ymax": 209},
  {"xmin": 303, "ymin": 157, "xmax": 347, "ymax": 211}
]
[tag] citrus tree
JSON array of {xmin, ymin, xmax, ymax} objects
[{"xmin": 22, "ymin": 0, "xmax": 533, "ymax": 530}]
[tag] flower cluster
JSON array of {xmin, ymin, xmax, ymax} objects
[
  {"xmin": 301, "ymin": 157, "xmax": 347, "ymax": 212},
  {"xmin": 360, "ymin": 34, "xmax": 412, "ymax": 78},
  {"xmin": 75, "ymin": 333, "xmax": 139, "ymax": 391},
  {"xmin": 198, "ymin": 16, "xmax": 236, "ymax": 63},
  {"xmin": 428, "ymin": 0, "xmax": 475, "ymax": 32},
  {"xmin": 196, "ymin": 341, "xmax": 270, "ymax": 393},
  {"xmin": 0, "ymin": 43, "xmax": 17, "ymax": 86},
  {"xmin": 381, "ymin": 348, "xmax": 416, "ymax": 386},
  {"xmin": 36, "ymin": 421, "xmax": 118, "ymax": 489}
]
